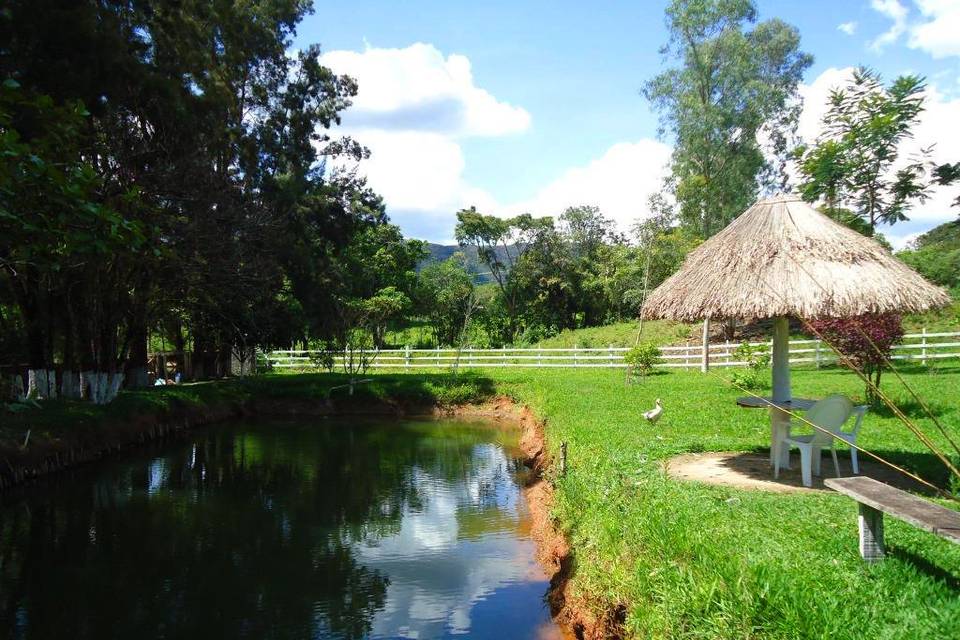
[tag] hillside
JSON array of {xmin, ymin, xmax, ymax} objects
[{"xmin": 420, "ymin": 243, "xmax": 517, "ymax": 284}]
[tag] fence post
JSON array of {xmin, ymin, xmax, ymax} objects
[
  {"xmin": 404, "ymin": 345, "xmax": 411, "ymax": 370},
  {"xmin": 921, "ymin": 327, "xmax": 927, "ymax": 365},
  {"xmin": 436, "ymin": 345, "xmax": 441, "ymax": 368},
  {"xmin": 538, "ymin": 347, "xmax": 542, "ymax": 366},
  {"xmin": 574, "ymin": 344, "xmax": 578, "ymax": 366},
  {"xmin": 815, "ymin": 339, "xmax": 822, "ymax": 369},
  {"xmin": 701, "ymin": 318, "xmax": 710, "ymax": 373},
  {"xmin": 609, "ymin": 343, "xmax": 614, "ymax": 367}
]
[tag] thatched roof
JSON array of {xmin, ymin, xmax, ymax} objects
[{"xmin": 641, "ymin": 195, "xmax": 951, "ymax": 321}]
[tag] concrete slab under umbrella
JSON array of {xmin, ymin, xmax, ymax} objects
[{"xmin": 641, "ymin": 194, "xmax": 950, "ymax": 468}]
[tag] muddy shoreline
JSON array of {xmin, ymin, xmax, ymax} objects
[{"xmin": 0, "ymin": 392, "xmax": 618, "ymax": 640}]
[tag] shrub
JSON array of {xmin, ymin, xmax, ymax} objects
[
  {"xmin": 730, "ymin": 341, "xmax": 770, "ymax": 390},
  {"xmin": 625, "ymin": 342, "xmax": 662, "ymax": 377},
  {"xmin": 809, "ymin": 313, "xmax": 904, "ymax": 404}
]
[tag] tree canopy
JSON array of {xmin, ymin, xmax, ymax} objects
[{"xmin": 644, "ymin": 0, "xmax": 812, "ymax": 237}]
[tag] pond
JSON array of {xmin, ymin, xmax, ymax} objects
[{"xmin": 0, "ymin": 417, "xmax": 564, "ymax": 639}]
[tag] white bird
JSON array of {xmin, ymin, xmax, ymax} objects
[{"xmin": 642, "ymin": 398, "xmax": 663, "ymax": 424}]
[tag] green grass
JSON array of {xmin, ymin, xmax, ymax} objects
[
  {"xmin": 487, "ymin": 364, "xmax": 960, "ymax": 639},
  {"xmin": 904, "ymin": 298, "xmax": 960, "ymax": 334},
  {"xmin": 534, "ymin": 319, "xmax": 692, "ymax": 348}
]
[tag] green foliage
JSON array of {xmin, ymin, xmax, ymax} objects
[
  {"xmin": 624, "ymin": 343, "xmax": 663, "ymax": 377},
  {"xmin": 644, "ymin": 0, "xmax": 812, "ymax": 237},
  {"xmin": 897, "ymin": 221, "xmax": 960, "ymax": 292},
  {"xmin": 417, "ymin": 254, "xmax": 476, "ymax": 347},
  {"xmin": 454, "ymin": 207, "xmax": 554, "ymax": 343},
  {"xmin": 730, "ymin": 341, "xmax": 771, "ymax": 390},
  {"xmin": 796, "ymin": 67, "xmax": 931, "ymax": 231}
]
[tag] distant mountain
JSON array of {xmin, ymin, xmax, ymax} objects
[{"xmin": 419, "ymin": 243, "xmax": 516, "ymax": 284}]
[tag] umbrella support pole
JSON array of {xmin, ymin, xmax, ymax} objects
[{"xmin": 770, "ymin": 316, "xmax": 792, "ymax": 469}]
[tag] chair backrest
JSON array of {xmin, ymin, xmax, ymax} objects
[
  {"xmin": 804, "ymin": 394, "xmax": 854, "ymax": 446},
  {"xmin": 846, "ymin": 405, "xmax": 869, "ymax": 436}
]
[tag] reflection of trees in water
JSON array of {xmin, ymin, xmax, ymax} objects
[{"xmin": 0, "ymin": 419, "xmax": 516, "ymax": 639}]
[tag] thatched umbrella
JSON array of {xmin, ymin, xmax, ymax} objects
[{"xmin": 641, "ymin": 194, "xmax": 950, "ymax": 464}]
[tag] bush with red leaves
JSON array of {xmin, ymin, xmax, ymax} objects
[{"xmin": 808, "ymin": 313, "xmax": 904, "ymax": 404}]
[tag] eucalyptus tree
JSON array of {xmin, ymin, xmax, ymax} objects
[
  {"xmin": 796, "ymin": 68, "xmax": 931, "ymax": 233},
  {"xmin": 644, "ymin": 0, "xmax": 812, "ymax": 237}
]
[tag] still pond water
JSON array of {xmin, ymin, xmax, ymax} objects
[{"xmin": 0, "ymin": 418, "xmax": 563, "ymax": 639}]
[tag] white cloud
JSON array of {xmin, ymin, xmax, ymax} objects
[
  {"xmin": 838, "ymin": 21, "xmax": 858, "ymax": 35},
  {"xmin": 867, "ymin": 0, "xmax": 960, "ymax": 58},
  {"xmin": 320, "ymin": 43, "xmax": 528, "ymax": 241},
  {"xmin": 870, "ymin": 0, "xmax": 909, "ymax": 51},
  {"xmin": 322, "ymin": 42, "xmax": 671, "ymax": 243},
  {"xmin": 502, "ymin": 140, "xmax": 673, "ymax": 231},
  {"xmin": 321, "ymin": 43, "xmax": 530, "ymax": 137},
  {"xmin": 908, "ymin": 0, "xmax": 960, "ymax": 58},
  {"xmin": 795, "ymin": 67, "xmax": 960, "ymax": 247}
]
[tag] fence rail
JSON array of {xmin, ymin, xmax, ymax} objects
[{"xmin": 264, "ymin": 329, "xmax": 960, "ymax": 371}]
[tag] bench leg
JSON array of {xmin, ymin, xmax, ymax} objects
[{"xmin": 858, "ymin": 503, "xmax": 885, "ymax": 562}]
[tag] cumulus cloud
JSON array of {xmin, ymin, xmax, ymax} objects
[
  {"xmin": 795, "ymin": 67, "xmax": 960, "ymax": 248},
  {"xmin": 321, "ymin": 43, "xmax": 530, "ymax": 137},
  {"xmin": 319, "ymin": 43, "xmax": 529, "ymax": 241},
  {"xmin": 869, "ymin": 0, "xmax": 909, "ymax": 51},
  {"xmin": 908, "ymin": 0, "xmax": 960, "ymax": 58},
  {"xmin": 838, "ymin": 21, "xmax": 858, "ymax": 35},
  {"xmin": 867, "ymin": 0, "xmax": 960, "ymax": 58},
  {"xmin": 502, "ymin": 140, "xmax": 673, "ymax": 231}
]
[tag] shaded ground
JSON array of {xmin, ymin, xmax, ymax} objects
[{"xmin": 665, "ymin": 451, "xmax": 932, "ymax": 494}]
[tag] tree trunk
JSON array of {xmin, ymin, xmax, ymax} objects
[{"xmin": 126, "ymin": 321, "xmax": 149, "ymax": 389}]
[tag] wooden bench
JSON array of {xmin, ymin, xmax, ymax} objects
[{"xmin": 825, "ymin": 476, "xmax": 960, "ymax": 562}]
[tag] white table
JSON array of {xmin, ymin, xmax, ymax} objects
[{"xmin": 737, "ymin": 396, "xmax": 817, "ymax": 468}]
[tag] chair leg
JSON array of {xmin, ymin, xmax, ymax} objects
[
  {"xmin": 831, "ymin": 447, "xmax": 841, "ymax": 478},
  {"xmin": 812, "ymin": 446, "xmax": 822, "ymax": 476},
  {"xmin": 799, "ymin": 445, "xmax": 812, "ymax": 487},
  {"xmin": 851, "ymin": 446, "xmax": 859, "ymax": 475},
  {"xmin": 774, "ymin": 443, "xmax": 783, "ymax": 479}
]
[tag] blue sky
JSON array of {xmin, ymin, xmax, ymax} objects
[{"xmin": 295, "ymin": 0, "xmax": 960, "ymax": 246}]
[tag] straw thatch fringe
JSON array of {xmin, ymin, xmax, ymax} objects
[{"xmin": 641, "ymin": 195, "xmax": 951, "ymax": 321}]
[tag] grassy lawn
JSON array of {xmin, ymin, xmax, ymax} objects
[
  {"xmin": 532, "ymin": 303, "xmax": 959, "ymax": 350},
  {"xmin": 487, "ymin": 364, "xmax": 960, "ymax": 639},
  {"xmin": 534, "ymin": 319, "xmax": 690, "ymax": 348}
]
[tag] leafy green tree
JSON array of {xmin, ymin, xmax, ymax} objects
[
  {"xmin": 644, "ymin": 0, "xmax": 812, "ymax": 237},
  {"xmin": 897, "ymin": 221, "xmax": 960, "ymax": 292},
  {"xmin": 417, "ymin": 255, "xmax": 476, "ymax": 347},
  {"xmin": 934, "ymin": 162, "xmax": 960, "ymax": 211},
  {"xmin": 796, "ymin": 68, "xmax": 931, "ymax": 233},
  {"xmin": 454, "ymin": 207, "xmax": 553, "ymax": 343}
]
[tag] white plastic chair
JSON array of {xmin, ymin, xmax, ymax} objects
[
  {"xmin": 776, "ymin": 394, "xmax": 853, "ymax": 487},
  {"xmin": 832, "ymin": 405, "xmax": 869, "ymax": 474}
]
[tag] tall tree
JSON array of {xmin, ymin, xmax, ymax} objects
[
  {"xmin": 644, "ymin": 0, "xmax": 812, "ymax": 237},
  {"xmin": 796, "ymin": 68, "xmax": 930, "ymax": 233},
  {"xmin": 454, "ymin": 207, "xmax": 553, "ymax": 343}
]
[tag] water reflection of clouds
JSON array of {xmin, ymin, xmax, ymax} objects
[{"xmin": 357, "ymin": 443, "xmax": 549, "ymax": 639}]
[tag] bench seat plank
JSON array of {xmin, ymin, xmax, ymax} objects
[{"xmin": 825, "ymin": 476, "xmax": 960, "ymax": 545}]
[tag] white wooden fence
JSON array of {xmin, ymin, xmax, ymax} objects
[{"xmin": 264, "ymin": 329, "xmax": 960, "ymax": 371}]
